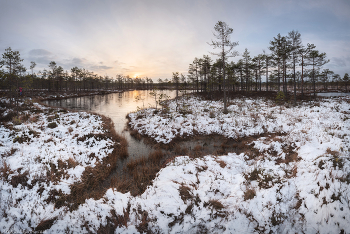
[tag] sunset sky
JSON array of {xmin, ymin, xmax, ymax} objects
[{"xmin": 0, "ymin": 0, "xmax": 349, "ymax": 81}]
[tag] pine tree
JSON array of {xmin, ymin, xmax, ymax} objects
[
  {"xmin": 307, "ymin": 50, "xmax": 329, "ymax": 97},
  {"xmin": 343, "ymin": 73, "xmax": 349, "ymax": 92},
  {"xmin": 208, "ymin": 21, "xmax": 239, "ymax": 114},
  {"xmin": 288, "ymin": 30, "xmax": 302, "ymax": 105},
  {"xmin": 242, "ymin": 48, "xmax": 252, "ymax": 92},
  {"xmin": 262, "ymin": 50, "xmax": 272, "ymax": 91},
  {"xmin": 0, "ymin": 47, "xmax": 24, "ymax": 106},
  {"xmin": 299, "ymin": 43, "xmax": 315, "ymax": 97}
]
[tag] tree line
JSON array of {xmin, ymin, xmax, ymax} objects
[
  {"xmin": 0, "ymin": 47, "xmax": 161, "ymax": 99},
  {"xmin": 180, "ymin": 21, "xmax": 349, "ymax": 107},
  {"xmin": 1, "ymin": 21, "xmax": 349, "ymax": 107}
]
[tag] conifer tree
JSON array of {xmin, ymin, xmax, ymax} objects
[
  {"xmin": 0, "ymin": 47, "xmax": 23, "ymax": 106},
  {"xmin": 307, "ymin": 50, "xmax": 329, "ymax": 97},
  {"xmin": 343, "ymin": 73, "xmax": 349, "ymax": 92},
  {"xmin": 299, "ymin": 43, "xmax": 315, "ymax": 96},
  {"xmin": 208, "ymin": 21, "xmax": 239, "ymax": 114},
  {"xmin": 288, "ymin": 30, "xmax": 302, "ymax": 105}
]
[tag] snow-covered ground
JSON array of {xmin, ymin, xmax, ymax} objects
[
  {"xmin": 1, "ymin": 96, "xmax": 350, "ymax": 233},
  {"xmin": 0, "ymin": 98, "xmax": 115, "ymax": 232}
]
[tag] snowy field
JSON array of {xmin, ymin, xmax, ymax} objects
[
  {"xmin": 1, "ymin": 96, "xmax": 350, "ymax": 233},
  {"xmin": 0, "ymin": 99, "xmax": 115, "ymax": 232}
]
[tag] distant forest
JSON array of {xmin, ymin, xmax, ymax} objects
[{"xmin": 1, "ymin": 25, "xmax": 349, "ymax": 100}]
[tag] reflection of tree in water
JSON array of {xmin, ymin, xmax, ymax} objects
[{"xmin": 104, "ymin": 94, "xmax": 110, "ymax": 105}]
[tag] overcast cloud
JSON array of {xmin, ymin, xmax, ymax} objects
[{"xmin": 0, "ymin": 0, "xmax": 349, "ymax": 79}]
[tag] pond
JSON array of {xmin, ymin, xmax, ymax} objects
[
  {"xmin": 44, "ymin": 90, "xmax": 241, "ymax": 179},
  {"xmin": 44, "ymin": 90, "xmax": 179, "ymax": 162}
]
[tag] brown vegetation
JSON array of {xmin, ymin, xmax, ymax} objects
[
  {"xmin": 244, "ymin": 188, "xmax": 256, "ymax": 200},
  {"xmin": 47, "ymin": 115, "xmax": 129, "ymax": 211},
  {"xmin": 115, "ymin": 150, "xmax": 166, "ymax": 196}
]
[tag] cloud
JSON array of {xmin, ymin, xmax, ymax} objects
[
  {"xmin": 71, "ymin": 58, "xmax": 85, "ymax": 65},
  {"xmin": 89, "ymin": 65, "xmax": 114, "ymax": 71},
  {"xmin": 28, "ymin": 49, "xmax": 52, "ymax": 57},
  {"xmin": 61, "ymin": 57, "xmax": 89, "ymax": 69},
  {"xmin": 26, "ymin": 49, "xmax": 56, "ymax": 68},
  {"xmin": 2, "ymin": 0, "xmax": 349, "ymax": 78},
  {"xmin": 329, "ymin": 56, "xmax": 350, "ymax": 68}
]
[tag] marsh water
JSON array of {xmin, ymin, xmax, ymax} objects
[
  {"xmin": 44, "ymin": 90, "xmax": 237, "ymax": 174},
  {"xmin": 44, "ymin": 90, "xmax": 176, "ymax": 160}
]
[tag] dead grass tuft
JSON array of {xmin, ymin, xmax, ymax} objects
[
  {"xmin": 190, "ymin": 144, "xmax": 204, "ymax": 158},
  {"xmin": 196, "ymin": 165, "xmax": 208, "ymax": 172},
  {"xmin": 284, "ymin": 146, "xmax": 301, "ymax": 164},
  {"xmin": 179, "ymin": 184, "xmax": 194, "ymax": 202},
  {"xmin": 216, "ymin": 160, "xmax": 227, "ymax": 168},
  {"xmin": 97, "ymin": 204, "xmax": 131, "ymax": 233},
  {"xmin": 0, "ymin": 162, "xmax": 13, "ymax": 181},
  {"xmin": 173, "ymin": 144, "xmax": 188, "ymax": 155},
  {"xmin": 10, "ymin": 170, "xmax": 30, "ymax": 188},
  {"xmin": 35, "ymin": 217, "xmax": 57, "ymax": 232},
  {"xmin": 129, "ymin": 129, "xmax": 142, "ymax": 141},
  {"xmin": 1, "ymin": 148, "xmax": 17, "ymax": 158},
  {"xmin": 204, "ymin": 199, "xmax": 225, "ymax": 210},
  {"xmin": 67, "ymin": 157, "xmax": 78, "ymax": 168},
  {"xmin": 244, "ymin": 188, "xmax": 256, "ymax": 200}
]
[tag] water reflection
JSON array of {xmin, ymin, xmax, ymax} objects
[{"xmin": 44, "ymin": 90, "xmax": 178, "ymax": 161}]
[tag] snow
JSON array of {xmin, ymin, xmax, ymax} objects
[
  {"xmin": 1, "ymin": 95, "xmax": 350, "ymax": 233},
  {"xmin": 0, "ymin": 99, "xmax": 115, "ymax": 232}
]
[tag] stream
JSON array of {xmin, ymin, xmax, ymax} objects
[
  {"xmin": 44, "ymin": 90, "xmax": 176, "ymax": 162},
  {"xmin": 43, "ymin": 90, "xmax": 239, "ymax": 176}
]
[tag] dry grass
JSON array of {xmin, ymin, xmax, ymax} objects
[
  {"xmin": 97, "ymin": 206, "xmax": 131, "ymax": 233},
  {"xmin": 205, "ymin": 199, "xmax": 225, "ymax": 210},
  {"xmin": 115, "ymin": 150, "xmax": 168, "ymax": 196},
  {"xmin": 10, "ymin": 170, "xmax": 30, "ymax": 188},
  {"xmin": 216, "ymin": 160, "xmax": 227, "ymax": 168},
  {"xmin": 67, "ymin": 157, "xmax": 78, "ymax": 168},
  {"xmin": 1, "ymin": 148, "xmax": 17, "ymax": 158},
  {"xmin": 179, "ymin": 184, "xmax": 194, "ymax": 202},
  {"xmin": 0, "ymin": 162, "xmax": 14, "ymax": 181},
  {"xmin": 47, "ymin": 114, "xmax": 129, "ymax": 211},
  {"xmin": 244, "ymin": 188, "xmax": 256, "ymax": 200},
  {"xmin": 189, "ymin": 144, "xmax": 204, "ymax": 158},
  {"xmin": 35, "ymin": 217, "xmax": 57, "ymax": 232},
  {"xmin": 173, "ymin": 144, "xmax": 189, "ymax": 155},
  {"xmin": 129, "ymin": 129, "xmax": 143, "ymax": 141}
]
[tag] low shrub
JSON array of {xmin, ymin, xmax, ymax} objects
[
  {"xmin": 179, "ymin": 184, "xmax": 193, "ymax": 202},
  {"xmin": 244, "ymin": 188, "xmax": 256, "ymax": 200},
  {"xmin": 47, "ymin": 122, "xmax": 58, "ymax": 129}
]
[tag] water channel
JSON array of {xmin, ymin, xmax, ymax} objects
[
  {"xmin": 44, "ymin": 90, "xmax": 235, "ymax": 175},
  {"xmin": 44, "ymin": 90, "xmax": 178, "ymax": 162}
]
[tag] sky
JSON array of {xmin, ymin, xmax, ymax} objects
[{"xmin": 0, "ymin": 0, "xmax": 349, "ymax": 81}]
